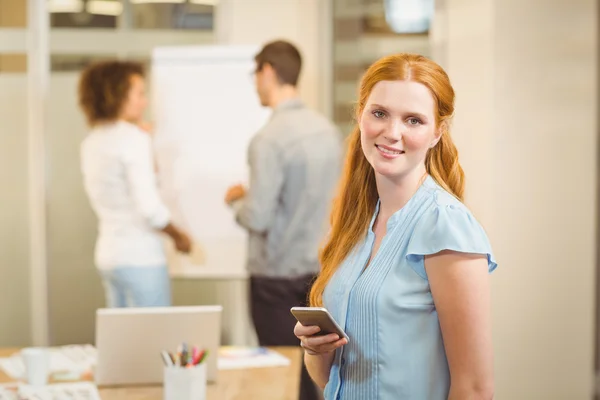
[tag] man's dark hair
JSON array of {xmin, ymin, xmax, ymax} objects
[{"xmin": 255, "ymin": 40, "xmax": 302, "ymax": 87}]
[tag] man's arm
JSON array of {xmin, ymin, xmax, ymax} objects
[{"xmin": 231, "ymin": 136, "xmax": 284, "ymax": 233}]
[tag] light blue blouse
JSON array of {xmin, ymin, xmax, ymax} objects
[{"xmin": 323, "ymin": 176, "xmax": 497, "ymax": 400}]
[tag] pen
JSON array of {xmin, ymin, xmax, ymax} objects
[
  {"xmin": 176, "ymin": 345, "xmax": 183, "ymax": 366},
  {"xmin": 186, "ymin": 346, "xmax": 197, "ymax": 368},
  {"xmin": 181, "ymin": 342, "xmax": 189, "ymax": 366},
  {"xmin": 160, "ymin": 350, "xmax": 173, "ymax": 367}
]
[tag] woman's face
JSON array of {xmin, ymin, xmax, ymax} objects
[
  {"xmin": 359, "ymin": 80, "xmax": 441, "ymax": 182},
  {"xmin": 120, "ymin": 74, "xmax": 147, "ymax": 123}
]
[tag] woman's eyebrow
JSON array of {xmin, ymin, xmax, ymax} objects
[{"xmin": 368, "ymin": 104, "xmax": 428, "ymax": 120}]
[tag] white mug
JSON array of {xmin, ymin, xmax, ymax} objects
[{"xmin": 21, "ymin": 347, "xmax": 49, "ymax": 386}]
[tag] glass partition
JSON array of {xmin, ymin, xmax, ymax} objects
[
  {"xmin": 332, "ymin": 0, "xmax": 433, "ymax": 135},
  {"xmin": 48, "ymin": 0, "xmax": 214, "ymax": 30}
]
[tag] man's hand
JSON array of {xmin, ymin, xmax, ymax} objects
[{"xmin": 225, "ymin": 184, "xmax": 247, "ymax": 205}]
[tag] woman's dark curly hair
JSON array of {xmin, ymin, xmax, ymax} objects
[{"xmin": 78, "ymin": 60, "xmax": 144, "ymax": 126}]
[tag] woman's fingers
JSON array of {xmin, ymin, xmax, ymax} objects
[
  {"xmin": 301, "ymin": 335, "xmax": 348, "ymax": 354},
  {"xmin": 294, "ymin": 322, "xmax": 321, "ymax": 337},
  {"xmin": 294, "ymin": 322, "xmax": 349, "ymax": 355},
  {"xmin": 303, "ymin": 333, "xmax": 340, "ymax": 347},
  {"xmin": 313, "ymin": 337, "xmax": 348, "ymax": 353}
]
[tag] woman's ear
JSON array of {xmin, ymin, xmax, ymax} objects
[{"xmin": 431, "ymin": 120, "xmax": 447, "ymax": 148}]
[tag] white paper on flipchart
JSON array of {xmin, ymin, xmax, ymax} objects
[
  {"xmin": 0, "ymin": 345, "xmax": 97, "ymax": 380},
  {"xmin": 0, "ymin": 382, "xmax": 101, "ymax": 400},
  {"xmin": 151, "ymin": 45, "xmax": 271, "ymax": 277}
]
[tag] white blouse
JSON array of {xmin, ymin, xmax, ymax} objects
[{"xmin": 80, "ymin": 121, "xmax": 170, "ymax": 269}]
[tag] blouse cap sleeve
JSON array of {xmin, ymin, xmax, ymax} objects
[{"xmin": 406, "ymin": 193, "xmax": 498, "ymax": 280}]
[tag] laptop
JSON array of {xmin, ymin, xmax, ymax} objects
[{"xmin": 94, "ymin": 305, "xmax": 222, "ymax": 386}]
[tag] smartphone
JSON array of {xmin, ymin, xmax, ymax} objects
[{"xmin": 290, "ymin": 306, "xmax": 349, "ymax": 341}]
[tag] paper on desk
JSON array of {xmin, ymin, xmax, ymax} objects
[
  {"xmin": 0, "ymin": 358, "xmax": 23, "ymax": 381},
  {"xmin": 21, "ymin": 382, "xmax": 101, "ymax": 400},
  {"xmin": 0, "ymin": 382, "xmax": 100, "ymax": 400},
  {"xmin": 0, "ymin": 383, "xmax": 17, "ymax": 400},
  {"xmin": 217, "ymin": 346, "xmax": 291, "ymax": 370},
  {"xmin": 0, "ymin": 345, "xmax": 97, "ymax": 380}
]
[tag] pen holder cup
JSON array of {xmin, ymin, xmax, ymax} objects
[{"xmin": 163, "ymin": 363, "xmax": 207, "ymax": 400}]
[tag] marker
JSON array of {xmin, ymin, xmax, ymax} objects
[
  {"xmin": 198, "ymin": 350, "xmax": 208, "ymax": 365},
  {"xmin": 191, "ymin": 348, "xmax": 201, "ymax": 365},
  {"xmin": 189, "ymin": 346, "xmax": 198, "ymax": 366},
  {"xmin": 195, "ymin": 349, "xmax": 205, "ymax": 365}
]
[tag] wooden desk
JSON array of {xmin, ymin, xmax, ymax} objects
[{"xmin": 0, "ymin": 347, "xmax": 301, "ymax": 400}]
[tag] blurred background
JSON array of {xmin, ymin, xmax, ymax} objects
[{"xmin": 0, "ymin": 0, "xmax": 597, "ymax": 398}]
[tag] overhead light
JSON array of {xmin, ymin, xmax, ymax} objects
[
  {"xmin": 130, "ymin": 0, "xmax": 186, "ymax": 4},
  {"xmin": 384, "ymin": 0, "xmax": 435, "ymax": 34},
  {"xmin": 47, "ymin": 0, "xmax": 84, "ymax": 13},
  {"xmin": 87, "ymin": 0, "xmax": 123, "ymax": 16},
  {"xmin": 190, "ymin": 0, "xmax": 219, "ymax": 5}
]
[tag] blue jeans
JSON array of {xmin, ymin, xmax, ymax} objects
[{"xmin": 99, "ymin": 266, "xmax": 172, "ymax": 308}]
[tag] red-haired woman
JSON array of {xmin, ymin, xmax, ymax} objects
[{"xmin": 295, "ymin": 54, "xmax": 498, "ymax": 399}]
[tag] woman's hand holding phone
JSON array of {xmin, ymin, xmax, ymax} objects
[{"xmin": 294, "ymin": 322, "xmax": 348, "ymax": 356}]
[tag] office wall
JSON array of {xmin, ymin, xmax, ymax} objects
[
  {"xmin": 0, "ymin": 74, "xmax": 31, "ymax": 346},
  {"xmin": 446, "ymin": 0, "xmax": 597, "ymax": 398},
  {"xmin": 0, "ymin": 0, "xmax": 31, "ymax": 346},
  {"xmin": 46, "ymin": 74, "xmax": 105, "ymax": 345},
  {"xmin": 0, "ymin": 0, "xmax": 26, "ymax": 72}
]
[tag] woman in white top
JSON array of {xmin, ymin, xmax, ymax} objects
[{"xmin": 78, "ymin": 60, "xmax": 191, "ymax": 308}]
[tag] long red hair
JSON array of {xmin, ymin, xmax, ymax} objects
[{"xmin": 309, "ymin": 53, "xmax": 464, "ymax": 306}]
